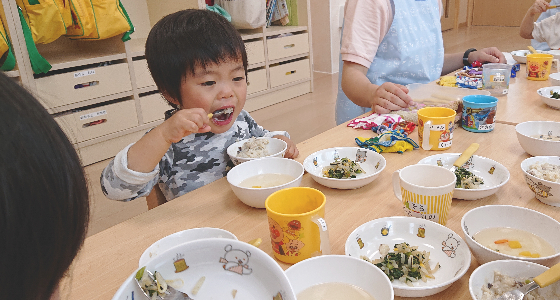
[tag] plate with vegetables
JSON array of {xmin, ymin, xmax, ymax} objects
[
  {"xmin": 111, "ymin": 238, "xmax": 296, "ymax": 300},
  {"xmin": 417, "ymin": 154, "xmax": 510, "ymax": 200},
  {"xmin": 303, "ymin": 147, "xmax": 386, "ymax": 189},
  {"xmin": 345, "ymin": 217, "xmax": 471, "ymax": 297},
  {"xmin": 537, "ymin": 86, "xmax": 560, "ymax": 109}
]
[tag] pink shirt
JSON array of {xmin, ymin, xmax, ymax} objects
[{"xmin": 341, "ymin": 0, "xmax": 443, "ymax": 68}]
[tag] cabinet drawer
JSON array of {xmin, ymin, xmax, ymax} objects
[
  {"xmin": 247, "ymin": 69, "xmax": 267, "ymax": 94},
  {"xmin": 267, "ymin": 33, "xmax": 309, "ymax": 61},
  {"xmin": 246, "ymin": 40, "xmax": 265, "ymax": 65},
  {"xmin": 133, "ymin": 59, "xmax": 156, "ymax": 88},
  {"xmin": 269, "ymin": 59, "xmax": 311, "ymax": 88},
  {"xmin": 36, "ymin": 63, "xmax": 132, "ymax": 108},
  {"xmin": 140, "ymin": 93, "xmax": 170, "ymax": 123},
  {"xmin": 55, "ymin": 100, "xmax": 138, "ymax": 143}
]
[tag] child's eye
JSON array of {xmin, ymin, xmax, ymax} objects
[
  {"xmin": 233, "ymin": 77, "xmax": 245, "ymax": 82},
  {"xmin": 202, "ymin": 81, "xmax": 216, "ymax": 86}
]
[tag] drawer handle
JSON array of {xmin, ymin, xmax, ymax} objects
[
  {"xmin": 82, "ymin": 119, "xmax": 107, "ymax": 128},
  {"xmin": 74, "ymin": 81, "xmax": 99, "ymax": 89},
  {"xmin": 284, "ymin": 44, "xmax": 295, "ymax": 49},
  {"xmin": 285, "ymin": 70, "xmax": 296, "ymax": 76}
]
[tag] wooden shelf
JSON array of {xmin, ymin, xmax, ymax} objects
[
  {"xmin": 126, "ymin": 38, "xmax": 147, "ymax": 58},
  {"xmin": 3, "ymin": 69, "xmax": 19, "ymax": 77},
  {"xmin": 46, "ymin": 91, "xmax": 134, "ymax": 114},
  {"xmin": 265, "ymin": 25, "xmax": 308, "ymax": 36}
]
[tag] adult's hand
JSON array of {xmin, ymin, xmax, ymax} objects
[{"xmin": 469, "ymin": 47, "xmax": 507, "ymax": 64}]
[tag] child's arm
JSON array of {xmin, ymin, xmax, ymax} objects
[
  {"xmin": 127, "ymin": 108, "xmax": 211, "ymax": 172},
  {"xmin": 521, "ymin": 0, "xmax": 550, "ymax": 39}
]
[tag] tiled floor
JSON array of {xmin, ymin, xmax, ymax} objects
[{"xmin": 85, "ymin": 26, "xmax": 530, "ymax": 236}]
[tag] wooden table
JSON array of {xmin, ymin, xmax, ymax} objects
[
  {"xmin": 495, "ymin": 64, "xmax": 559, "ymax": 125},
  {"xmin": 64, "ymin": 75, "xmax": 560, "ymax": 300}
]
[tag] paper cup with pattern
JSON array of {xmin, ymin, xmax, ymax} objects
[
  {"xmin": 265, "ymin": 187, "xmax": 330, "ymax": 264},
  {"xmin": 392, "ymin": 164, "xmax": 456, "ymax": 225},
  {"xmin": 417, "ymin": 107, "xmax": 456, "ymax": 151}
]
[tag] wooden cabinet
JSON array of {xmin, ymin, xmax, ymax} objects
[{"xmin": 0, "ymin": 0, "xmax": 313, "ymax": 166}]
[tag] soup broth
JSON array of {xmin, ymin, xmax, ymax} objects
[
  {"xmin": 297, "ymin": 282, "xmax": 375, "ymax": 300},
  {"xmin": 239, "ymin": 173, "xmax": 295, "ymax": 188},
  {"xmin": 473, "ymin": 227, "xmax": 556, "ymax": 258}
]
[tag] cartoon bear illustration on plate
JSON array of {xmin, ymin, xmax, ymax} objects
[
  {"xmin": 220, "ymin": 244, "xmax": 253, "ymax": 275},
  {"xmin": 442, "ymin": 233, "xmax": 460, "ymax": 258}
]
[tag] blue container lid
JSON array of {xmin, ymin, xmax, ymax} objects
[{"xmin": 462, "ymin": 95, "xmax": 498, "ymax": 105}]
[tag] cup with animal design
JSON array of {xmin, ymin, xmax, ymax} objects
[
  {"xmin": 392, "ymin": 164, "xmax": 456, "ymax": 225},
  {"xmin": 417, "ymin": 107, "xmax": 456, "ymax": 151},
  {"xmin": 461, "ymin": 95, "xmax": 498, "ymax": 133},
  {"xmin": 265, "ymin": 187, "xmax": 330, "ymax": 264},
  {"xmin": 527, "ymin": 53, "xmax": 559, "ymax": 81}
]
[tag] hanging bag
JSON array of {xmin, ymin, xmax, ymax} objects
[
  {"xmin": 215, "ymin": 0, "xmax": 266, "ymax": 29},
  {"xmin": 16, "ymin": 0, "xmax": 70, "ymax": 44},
  {"xmin": 66, "ymin": 0, "xmax": 134, "ymax": 42},
  {"xmin": 0, "ymin": 19, "xmax": 16, "ymax": 71}
]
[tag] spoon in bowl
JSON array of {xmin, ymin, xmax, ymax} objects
[
  {"xmin": 495, "ymin": 261, "xmax": 560, "ymax": 300},
  {"xmin": 136, "ymin": 267, "xmax": 193, "ymax": 300}
]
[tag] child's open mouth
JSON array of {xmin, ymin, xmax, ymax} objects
[{"xmin": 211, "ymin": 107, "xmax": 234, "ymax": 124}]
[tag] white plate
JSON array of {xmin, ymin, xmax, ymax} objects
[
  {"xmin": 303, "ymin": 147, "xmax": 386, "ymax": 189},
  {"xmin": 537, "ymin": 86, "xmax": 560, "ymax": 109},
  {"xmin": 114, "ymin": 238, "xmax": 296, "ymax": 300},
  {"xmin": 417, "ymin": 154, "xmax": 510, "ymax": 200},
  {"xmin": 138, "ymin": 228, "xmax": 237, "ymax": 267},
  {"xmin": 345, "ymin": 217, "xmax": 471, "ymax": 298}
]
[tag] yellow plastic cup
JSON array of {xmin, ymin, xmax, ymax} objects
[
  {"xmin": 417, "ymin": 107, "xmax": 457, "ymax": 151},
  {"xmin": 265, "ymin": 187, "xmax": 330, "ymax": 264},
  {"xmin": 527, "ymin": 53, "xmax": 559, "ymax": 81}
]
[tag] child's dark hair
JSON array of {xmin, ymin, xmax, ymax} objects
[
  {"xmin": 145, "ymin": 9, "xmax": 248, "ymax": 108},
  {"xmin": 0, "ymin": 72, "xmax": 90, "ymax": 299}
]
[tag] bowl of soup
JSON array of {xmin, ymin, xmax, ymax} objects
[
  {"xmin": 227, "ymin": 157, "xmax": 304, "ymax": 208},
  {"xmin": 516, "ymin": 121, "xmax": 560, "ymax": 156},
  {"xmin": 285, "ymin": 255, "xmax": 394, "ymax": 300},
  {"xmin": 461, "ymin": 205, "xmax": 560, "ymax": 267}
]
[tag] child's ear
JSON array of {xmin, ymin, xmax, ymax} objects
[{"xmin": 161, "ymin": 91, "xmax": 181, "ymax": 109}]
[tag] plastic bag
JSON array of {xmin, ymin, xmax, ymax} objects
[{"xmin": 215, "ymin": 0, "xmax": 266, "ymax": 29}]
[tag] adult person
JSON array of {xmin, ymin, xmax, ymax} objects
[
  {"xmin": 336, "ymin": 0, "xmax": 506, "ymax": 125},
  {"xmin": 0, "ymin": 72, "xmax": 90, "ymax": 300}
]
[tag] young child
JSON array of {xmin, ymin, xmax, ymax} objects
[
  {"xmin": 520, "ymin": 0, "xmax": 560, "ymax": 50},
  {"xmin": 101, "ymin": 9, "xmax": 299, "ymax": 202}
]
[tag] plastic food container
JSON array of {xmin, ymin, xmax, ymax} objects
[{"xmin": 482, "ymin": 63, "xmax": 513, "ymax": 96}]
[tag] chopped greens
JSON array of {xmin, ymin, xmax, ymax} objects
[
  {"xmin": 322, "ymin": 157, "xmax": 365, "ymax": 179},
  {"xmin": 362, "ymin": 242, "xmax": 440, "ymax": 286},
  {"xmin": 551, "ymin": 91, "xmax": 560, "ymax": 99},
  {"xmin": 454, "ymin": 167, "xmax": 484, "ymax": 189}
]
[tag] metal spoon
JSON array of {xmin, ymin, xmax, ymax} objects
[
  {"xmin": 495, "ymin": 261, "xmax": 560, "ymax": 300},
  {"xmin": 136, "ymin": 269, "xmax": 194, "ymax": 300}
]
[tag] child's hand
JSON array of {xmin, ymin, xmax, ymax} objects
[
  {"xmin": 159, "ymin": 108, "xmax": 212, "ymax": 144},
  {"xmin": 529, "ymin": 0, "xmax": 549, "ymax": 16},
  {"xmin": 371, "ymin": 82, "xmax": 414, "ymax": 114},
  {"xmin": 274, "ymin": 135, "xmax": 299, "ymax": 159}
]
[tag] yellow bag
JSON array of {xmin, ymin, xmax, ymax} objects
[
  {"xmin": 66, "ymin": 0, "xmax": 134, "ymax": 41},
  {"xmin": 16, "ymin": 0, "xmax": 71, "ymax": 44},
  {"xmin": 0, "ymin": 19, "xmax": 16, "ymax": 71}
]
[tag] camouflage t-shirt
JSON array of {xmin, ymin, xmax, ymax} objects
[{"xmin": 100, "ymin": 110, "xmax": 289, "ymax": 202}]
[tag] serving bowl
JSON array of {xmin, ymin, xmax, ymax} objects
[
  {"xmin": 469, "ymin": 260, "xmax": 560, "ymax": 300},
  {"xmin": 227, "ymin": 157, "xmax": 304, "ymax": 208},
  {"xmin": 537, "ymin": 86, "xmax": 560, "ymax": 109},
  {"xmin": 417, "ymin": 154, "xmax": 510, "ymax": 200},
  {"xmin": 511, "ymin": 50, "xmax": 544, "ymax": 64},
  {"xmin": 113, "ymin": 238, "xmax": 296, "ymax": 300},
  {"xmin": 521, "ymin": 156, "xmax": 560, "ymax": 207},
  {"xmin": 461, "ymin": 205, "xmax": 560, "ymax": 267},
  {"xmin": 345, "ymin": 217, "xmax": 471, "ymax": 297},
  {"xmin": 516, "ymin": 121, "xmax": 560, "ymax": 156},
  {"xmin": 551, "ymin": 72, "xmax": 560, "ymax": 86},
  {"xmin": 138, "ymin": 227, "xmax": 237, "ymax": 267},
  {"xmin": 303, "ymin": 147, "xmax": 386, "ymax": 189},
  {"xmin": 285, "ymin": 255, "xmax": 394, "ymax": 300},
  {"xmin": 227, "ymin": 137, "xmax": 287, "ymax": 165}
]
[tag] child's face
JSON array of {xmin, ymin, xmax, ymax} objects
[{"xmin": 177, "ymin": 59, "xmax": 247, "ymax": 134}]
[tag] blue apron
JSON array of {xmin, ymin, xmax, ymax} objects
[
  {"xmin": 336, "ymin": 0, "xmax": 444, "ymax": 125},
  {"xmin": 532, "ymin": 0, "xmax": 560, "ymax": 51}
]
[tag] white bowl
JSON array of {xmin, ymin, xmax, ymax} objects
[
  {"xmin": 516, "ymin": 121, "xmax": 560, "ymax": 156},
  {"xmin": 511, "ymin": 50, "xmax": 545, "ymax": 64},
  {"xmin": 521, "ymin": 156, "xmax": 560, "ymax": 207},
  {"xmin": 138, "ymin": 228, "xmax": 237, "ymax": 267},
  {"xmin": 285, "ymin": 255, "xmax": 394, "ymax": 300},
  {"xmin": 551, "ymin": 72, "xmax": 560, "ymax": 86},
  {"xmin": 546, "ymin": 49, "xmax": 560, "ymax": 61},
  {"xmin": 537, "ymin": 86, "xmax": 560, "ymax": 109},
  {"xmin": 303, "ymin": 147, "xmax": 386, "ymax": 189},
  {"xmin": 417, "ymin": 154, "xmax": 510, "ymax": 200},
  {"xmin": 227, "ymin": 137, "xmax": 287, "ymax": 165},
  {"xmin": 461, "ymin": 205, "xmax": 560, "ymax": 267},
  {"xmin": 113, "ymin": 238, "xmax": 296, "ymax": 300},
  {"xmin": 345, "ymin": 217, "xmax": 471, "ymax": 297},
  {"xmin": 469, "ymin": 260, "xmax": 560, "ymax": 300},
  {"xmin": 227, "ymin": 157, "xmax": 304, "ymax": 208}
]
